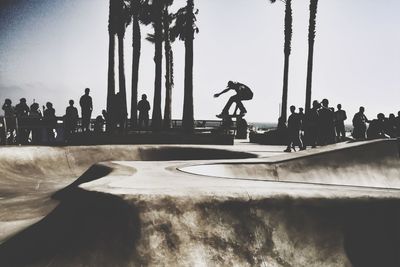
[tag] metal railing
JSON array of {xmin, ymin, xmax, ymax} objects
[{"xmin": 0, "ymin": 116, "xmax": 234, "ymax": 145}]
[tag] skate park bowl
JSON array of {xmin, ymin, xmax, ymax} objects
[
  {"xmin": 1, "ymin": 139, "xmax": 400, "ymax": 266},
  {"xmin": 180, "ymin": 138, "xmax": 400, "ymax": 189}
]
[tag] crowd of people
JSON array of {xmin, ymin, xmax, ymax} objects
[
  {"xmin": 1, "ymin": 91, "xmax": 399, "ymax": 147},
  {"xmin": 0, "ymin": 88, "xmax": 152, "ymax": 145},
  {"xmin": 282, "ymin": 98, "xmax": 400, "ymax": 152}
]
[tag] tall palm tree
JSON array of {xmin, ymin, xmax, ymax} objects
[
  {"xmin": 171, "ymin": 0, "xmax": 199, "ymax": 132},
  {"xmin": 305, "ymin": 0, "xmax": 318, "ymax": 112},
  {"xmin": 107, "ymin": 0, "xmax": 118, "ymax": 113},
  {"xmin": 163, "ymin": 2, "xmax": 175, "ymax": 129},
  {"xmin": 270, "ymin": 0, "xmax": 292, "ymax": 123},
  {"xmin": 144, "ymin": 2, "xmax": 175, "ymax": 130},
  {"xmin": 130, "ymin": 0, "xmax": 143, "ymax": 128},
  {"xmin": 115, "ymin": 0, "xmax": 131, "ymax": 124},
  {"xmin": 149, "ymin": 0, "xmax": 164, "ymax": 130}
]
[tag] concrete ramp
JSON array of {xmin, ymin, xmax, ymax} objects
[
  {"xmin": 1, "ymin": 140, "xmax": 400, "ymax": 267},
  {"xmin": 180, "ymin": 139, "xmax": 400, "ymax": 189},
  {"xmin": 0, "ymin": 145, "xmax": 256, "ymax": 242}
]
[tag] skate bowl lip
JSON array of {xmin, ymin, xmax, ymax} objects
[
  {"xmin": 0, "ymin": 144, "xmax": 259, "ymax": 195},
  {"xmin": 177, "ymin": 139, "xmax": 400, "ymax": 189}
]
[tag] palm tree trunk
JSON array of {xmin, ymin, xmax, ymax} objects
[
  {"xmin": 131, "ymin": 15, "xmax": 141, "ymax": 128},
  {"xmin": 281, "ymin": 54, "xmax": 289, "ymax": 122},
  {"xmin": 118, "ymin": 33, "xmax": 127, "ymax": 123},
  {"xmin": 305, "ymin": 0, "xmax": 318, "ymax": 112},
  {"xmin": 151, "ymin": 1, "xmax": 163, "ymax": 130},
  {"xmin": 107, "ymin": 33, "xmax": 116, "ymax": 113},
  {"xmin": 280, "ymin": 0, "xmax": 292, "ymax": 123},
  {"xmin": 107, "ymin": 0, "xmax": 116, "ymax": 114},
  {"xmin": 163, "ymin": 8, "xmax": 172, "ymax": 129},
  {"xmin": 182, "ymin": 0, "xmax": 194, "ymax": 132}
]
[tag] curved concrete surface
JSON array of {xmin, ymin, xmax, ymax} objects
[
  {"xmin": 1, "ymin": 140, "xmax": 400, "ymax": 266},
  {"xmin": 180, "ymin": 139, "xmax": 400, "ymax": 189},
  {"xmin": 0, "ymin": 145, "xmax": 256, "ymax": 242}
]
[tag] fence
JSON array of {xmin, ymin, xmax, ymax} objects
[{"xmin": 0, "ymin": 116, "xmax": 231, "ymax": 145}]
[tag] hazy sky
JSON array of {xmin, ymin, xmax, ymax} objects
[{"xmin": 0, "ymin": 0, "xmax": 399, "ymax": 122}]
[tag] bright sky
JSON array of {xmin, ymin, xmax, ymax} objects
[{"xmin": 0, "ymin": 0, "xmax": 399, "ymax": 123}]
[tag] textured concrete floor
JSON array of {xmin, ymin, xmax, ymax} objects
[{"xmin": 0, "ymin": 139, "xmax": 399, "ymax": 266}]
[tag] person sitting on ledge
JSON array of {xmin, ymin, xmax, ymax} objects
[{"xmin": 214, "ymin": 81, "xmax": 253, "ymax": 118}]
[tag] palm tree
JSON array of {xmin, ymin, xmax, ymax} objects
[
  {"xmin": 115, "ymin": 0, "xmax": 131, "ymax": 125},
  {"xmin": 270, "ymin": 0, "xmax": 292, "ymax": 123},
  {"xmin": 171, "ymin": 0, "xmax": 199, "ymax": 132},
  {"xmin": 144, "ymin": 2, "xmax": 175, "ymax": 130},
  {"xmin": 107, "ymin": 0, "xmax": 118, "ymax": 113},
  {"xmin": 305, "ymin": 0, "xmax": 318, "ymax": 112},
  {"xmin": 163, "ymin": 2, "xmax": 175, "ymax": 129},
  {"xmin": 130, "ymin": 0, "xmax": 142, "ymax": 128},
  {"xmin": 149, "ymin": 0, "xmax": 164, "ymax": 130}
]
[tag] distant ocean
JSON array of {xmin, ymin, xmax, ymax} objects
[
  {"xmin": 249, "ymin": 121, "xmax": 354, "ymax": 132},
  {"xmin": 248, "ymin": 122, "xmax": 277, "ymax": 130}
]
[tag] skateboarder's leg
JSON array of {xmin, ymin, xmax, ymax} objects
[
  {"xmin": 235, "ymin": 99, "xmax": 247, "ymax": 114},
  {"xmin": 221, "ymin": 95, "xmax": 239, "ymax": 115}
]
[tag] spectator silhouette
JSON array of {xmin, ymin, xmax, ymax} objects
[
  {"xmin": 43, "ymin": 102, "xmax": 56, "ymax": 143},
  {"xmin": 284, "ymin": 106, "xmax": 304, "ymax": 152},
  {"xmin": 2, "ymin": 99, "xmax": 16, "ymax": 143},
  {"xmin": 94, "ymin": 115, "xmax": 105, "ymax": 133},
  {"xmin": 367, "ymin": 113, "xmax": 387, "ymax": 139},
  {"xmin": 395, "ymin": 111, "xmax": 400, "ymax": 137},
  {"xmin": 335, "ymin": 104, "xmax": 347, "ymax": 141},
  {"xmin": 214, "ymin": 81, "xmax": 253, "ymax": 118},
  {"xmin": 15, "ymin": 98, "xmax": 29, "ymax": 117},
  {"xmin": 318, "ymin": 99, "xmax": 335, "ymax": 145},
  {"xmin": 138, "ymin": 94, "xmax": 151, "ymax": 128},
  {"xmin": 352, "ymin": 106, "xmax": 369, "ymax": 140},
  {"xmin": 304, "ymin": 100, "xmax": 320, "ymax": 148},
  {"xmin": 15, "ymin": 98, "xmax": 30, "ymax": 144},
  {"xmin": 29, "ymin": 102, "xmax": 42, "ymax": 144},
  {"xmin": 79, "ymin": 88, "xmax": 93, "ymax": 132},
  {"xmin": 65, "ymin": 100, "xmax": 79, "ymax": 142},
  {"xmin": 385, "ymin": 113, "xmax": 396, "ymax": 138},
  {"xmin": 298, "ymin": 108, "xmax": 305, "ymax": 126}
]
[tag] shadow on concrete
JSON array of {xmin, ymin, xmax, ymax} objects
[
  {"xmin": 53, "ymin": 163, "xmax": 113, "ymax": 199},
  {"xmin": 343, "ymin": 201, "xmax": 400, "ymax": 267},
  {"xmin": 137, "ymin": 147, "xmax": 257, "ymax": 161},
  {"xmin": 0, "ymin": 188, "xmax": 142, "ymax": 267},
  {"xmin": 194, "ymin": 198, "xmax": 400, "ymax": 267}
]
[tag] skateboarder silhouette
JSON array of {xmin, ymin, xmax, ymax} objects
[{"xmin": 214, "ymin": 81, "xmax": 253, "ymax": 118}]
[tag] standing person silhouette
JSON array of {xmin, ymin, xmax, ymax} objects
[
  {"xmin": 65, "ymin": 100, "xmax": 79, "ymax": 142},
  {"xmin": 304, "ymin": 100, "xmax": 320, "ymax": 148},
  {"xmin": 395, "ymin": 111, "xmax": 400, "ymax": 137},
  {"xmin": 352, "ymin": 106, "xmax": 369, "ymax": 140},
  {"xmin": 15, "ymin": 98, "xmax": 30, "ymax": 144},
  {"xmin": 284, "ymin": 105, "xmax": 304, "ymax": 152},
  {"xmin": 335, "ymin": 104, "xmax": 347, "ymax": 141},
  {"xmin": 318, "ymin": 99, "xmax": 335, "ymax": 145},
  {"xmin": 214, "ymin": 81, "xmax": 253, "ymax": 118},
  {"xmin": 79, "ymin": 88, "xmax": 93, "ymax": 132},
  {"xmin": 15, "ymin": 98, "xmax": 30, "ymax": 117},
  {"xmin": 137, "ymin": 94, "xmax": 151, "ymax": 128},
  {"xmin": 43, "ymin": 102, "xmax": 56, "ymax": 143},
  {"xmin": 29, "ymin": 102, "xmax": 42, "ymax": 144},
  {"xmin": 2, "ymin": 99, "xmax": 16, "ymax": 143}
]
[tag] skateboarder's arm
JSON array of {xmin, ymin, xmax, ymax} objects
[{"xmin": 214, "ymin": 88, "xmax": 231, "ymax": 98}]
